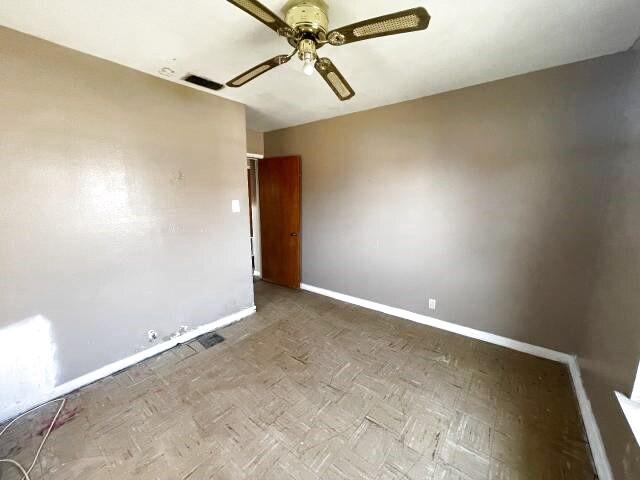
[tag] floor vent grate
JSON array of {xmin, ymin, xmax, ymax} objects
[{"xmin": 197, "ymin": 332, "xmax": 225, "ymax": 349}]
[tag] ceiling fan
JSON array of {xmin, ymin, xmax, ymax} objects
[{"xmin": 225, "ymin": 0, "xmax": 431, "ymax": 100}]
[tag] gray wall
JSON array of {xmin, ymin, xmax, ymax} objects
[
  {"xmin": 266, "ymin": 58, "xmax": 609, "ymax": 354},
  {"xmin": 577, "ymin": 48, "xmax": 640, "ymax": 479},
  {"xmin": 266, "ymin": 51, "xmax": 640, "ymax": 478},
  {"xmin": 0, "ymin": 27, "xmax": 254, "ymax": 417}
]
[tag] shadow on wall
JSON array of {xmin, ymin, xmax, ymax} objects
[
  {"xmin": 449, "ymin": 57, "xmax": 631, "ymax": 354},
  {"xmin": 503, "ymin": 55, "xmax": 631, "ymax": 355},
  {"xmin": 0, "ymin": 315, "xmax": 58, "ymax": 420},
  {"xmin": 443, "ymin": 146, "xmax": 606, "ymax": 354},
  {"xmin": 573, "ymin": 50, "xmax": 640, "ymax": 479},
  {"xmin": 416, "ymin": 52, "xmax": 639, "ymax": 479}
]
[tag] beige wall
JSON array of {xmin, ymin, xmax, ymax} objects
[
  {"xmin": 266, "ymin": 51, "xmax": 640, "ymax": 478},
  {"xmin": 0, "ymin": 27, "xmax": 254, "ymax": 418},
  {"xmin": 247, "ymin": 129, "xmax": 264, "ymax": 156}
]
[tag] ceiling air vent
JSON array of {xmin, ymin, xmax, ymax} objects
[{"xmin": 182, "ymin": 74, "xmax": 224, "ymax": 91}]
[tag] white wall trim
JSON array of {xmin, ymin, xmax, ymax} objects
[
  {"xmin": 569, "ymin": 359, "xmax": 614, "ymax": 479},
  {"xmin": 300, "ymin": 282, "xmax": 613, "ymax": 479},
  {"xmin": 247, "ymin": 153, "xmax": 264, "ymax": 159},
  {"xmin": 0, "ymin": 306, "xmax": 256, "ymax": 423}
]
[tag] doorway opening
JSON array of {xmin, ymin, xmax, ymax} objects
[{"xmin": 247, "ymin": 156, "xmax": 261, "ymax": 278}]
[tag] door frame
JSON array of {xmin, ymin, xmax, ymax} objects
[{"xmin": 247, "ymin": 154, "xmax": 263, "ymax": 278}]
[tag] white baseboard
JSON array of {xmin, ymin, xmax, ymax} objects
[
  {"xmin": 300, "ymin": 282, "xmax": 612, "ymax": 479},
  {"xmin": 0, "ymin": 306, "xmax": 256, "ymax": 423},
  {"xmin": 569, "ymin": 359, "xmax": 614, "ymax": 480},
  {"xmin": 300, "ymin": 283, "xmax": 571, "ymax": 363}
]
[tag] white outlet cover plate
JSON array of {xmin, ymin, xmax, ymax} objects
[
  {"xmin": 231, "ymin": 200, "xmax": 240, "ymax": 213},
  {"xmin": 429, "ymin": 299, "xmax": 437, "ymax": 310}
]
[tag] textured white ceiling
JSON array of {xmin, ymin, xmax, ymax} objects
[{"xmin": 1, "ymin": 0, "xmax": 639, "ymax": 131}]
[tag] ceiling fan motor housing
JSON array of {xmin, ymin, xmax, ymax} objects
[{"xmin": 284, "ymin": 0, "xmax": 329, "ymax": 39}]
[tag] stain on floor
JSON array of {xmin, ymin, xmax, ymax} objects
[
  {"xmin": 36, "ymin": 406, "xmax": 82, "ymax": 437},
  {"xmin": 0, "ymin": 281, "xmax": 596, "ymax": 479}
]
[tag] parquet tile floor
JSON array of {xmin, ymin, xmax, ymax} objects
[{"xmin": 0, "ymin": 281, "xmax": 596, "ymax": 479}]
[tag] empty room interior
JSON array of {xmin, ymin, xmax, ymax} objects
[{"xmin": 1, "ymin": 1, "xmax": 639, "ymax": 479}]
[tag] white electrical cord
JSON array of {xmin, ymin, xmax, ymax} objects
[
  {"xmin": 0, "ymin": 458, "xmax": 30, "ymax": 478},
  {"xmin": 0, "ymin": 397, "xmax": 66, "ymax": 480}
]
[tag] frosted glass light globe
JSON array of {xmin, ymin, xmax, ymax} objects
[{"xmin": 303, "ymin": 59, "xmax": 315, "ymax": 76}]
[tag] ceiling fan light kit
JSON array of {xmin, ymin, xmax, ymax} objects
[{"xmin": 226, "ymin": 0, "xmax": 430, "ymax": 100}]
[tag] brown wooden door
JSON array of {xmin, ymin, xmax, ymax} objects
[{"xmin": 259, "ymin": 156, "xmax": 301, "ymax": 289}]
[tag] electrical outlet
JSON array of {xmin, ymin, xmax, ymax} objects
[{"xmin": 428, "ymin": 298, "xmax": 437, "ymax": 310}]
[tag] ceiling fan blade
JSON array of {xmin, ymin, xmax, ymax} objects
[
  {"xmin": 226, "ymin": 0, "xmax": 293, "ymax": 36},
  {"xmin": 315, "ymin": 58, "xmax": 355, "ymax": 101},
  {"xmin": 227, "ymin": 54, "xmax": 292, "ymax": 88},
  {"xmin": 327, "ymin": 7, "xmax": 430, "ymax": 46}
]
